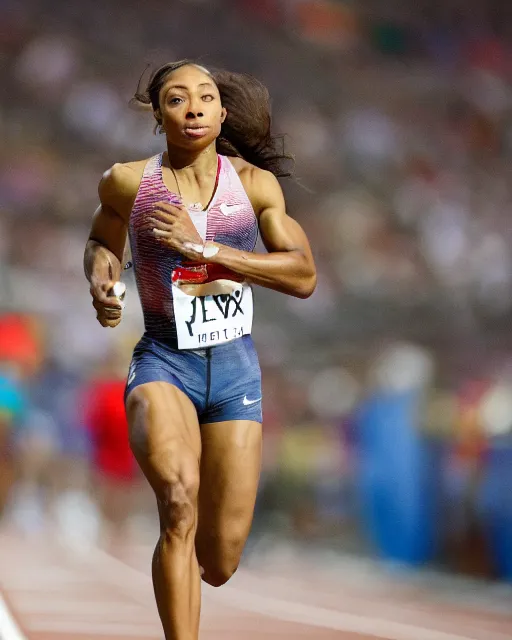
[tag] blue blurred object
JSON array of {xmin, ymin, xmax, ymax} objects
[
  {"xmin": 0, "ymin": 371, "xmax": 27, "ymax": 423},
  {"xmin": 356, "ymin": 389, "xmax": 438, "ymax": 565},
  {"xmin": 26, "ymin": 362, "xmax": 90, "ymax": 458},
  {"xmin": 479, "ymin": 438, "xmax": 512, "ymax": 581}
]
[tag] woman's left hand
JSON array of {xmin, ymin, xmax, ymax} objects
[{"xmin": 143, "ymin": 201, "xmax": 206, "ymax": 260}]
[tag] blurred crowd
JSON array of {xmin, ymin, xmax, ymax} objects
[{"xmin": 1, "ymin": 0, "xmax": 512, "ymax": 580}]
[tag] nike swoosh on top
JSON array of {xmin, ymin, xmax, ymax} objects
[
  {"xmin": 220, "ymin": 203, "xmax": 244, "ymax": 216},
  {"xmin": 243, "ymin": 396, "xmax": 261, "ymax": 406}
]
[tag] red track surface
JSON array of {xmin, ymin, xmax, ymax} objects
[{"xmin": 1, "ymin": 533, "xmax": 511, "ymax": 640}]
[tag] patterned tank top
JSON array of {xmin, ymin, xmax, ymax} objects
[{"xmin": 129, "ymin": 153, "xmax": 258, "ymax": 343}]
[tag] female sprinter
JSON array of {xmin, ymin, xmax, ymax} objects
[{"xmin": 84, "ymin": 60, "xmax": 316, "ymax": 640}]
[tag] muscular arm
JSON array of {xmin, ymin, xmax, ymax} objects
[
  {"xmin": 84, "ymin": 207, "xmax": 125, "ymax": 285},
  {"xmin": 84, "ymin": 164, "xmax": 137, "ymax": 327},
  {"xmin": 84, "ymin": 164, "xmax": 132, "ymax": 286},
  {"xmin": 208, "ymin": 170, "xmax": 316, "ymax": 298}
]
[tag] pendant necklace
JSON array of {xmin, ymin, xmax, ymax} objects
[{"xmin": 170, "ymin": 165, "xmax": 204, "ymax": 212}]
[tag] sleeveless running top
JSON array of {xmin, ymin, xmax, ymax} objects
[{"xmin": 129, "ymin": 153, "xmax": 258, "ymax": 343}]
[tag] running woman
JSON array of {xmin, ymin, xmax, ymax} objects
[{"xmin": 84, "ymin": 60, "xmax": 316, "ymax": 640}]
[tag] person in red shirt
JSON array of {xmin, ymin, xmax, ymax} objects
[{"xmin": 86, "ymin": 378, "xmax": 135, "ymax": 480}]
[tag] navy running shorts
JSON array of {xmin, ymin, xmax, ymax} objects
[{"xmin": 124, "ymin": 334, "xmax": 262, "ymax": 424}]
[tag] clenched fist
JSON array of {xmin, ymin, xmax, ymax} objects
[{"xmin": 89, "ymin": 279, "xmax": 126, "ymax": 328}]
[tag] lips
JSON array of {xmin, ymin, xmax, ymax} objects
[{"xmin": 184, "ymin": 126, "xmax": 209, "ymax": 139}]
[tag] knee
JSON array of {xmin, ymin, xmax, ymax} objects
[
  {"xmin": 202, "ymin": 561, "xmax": 239, "ymax": 588},
  {"xmin": 158, "ymin": 470, "xmax": 200, "ymax": 541},
  {"xmin": 200, "ymin": 536, "xmax": 245, "ymax": 587}
]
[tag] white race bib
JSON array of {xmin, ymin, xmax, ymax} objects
[{"xmin": 173, "ymin": 282, "xmax": 253, "ymax": 349}]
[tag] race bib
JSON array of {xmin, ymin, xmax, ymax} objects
[{"xmin": 173, "ymin": 283, "xmax": 253, "ymax": 349}]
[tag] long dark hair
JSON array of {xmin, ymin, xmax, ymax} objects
[{"xmin": 133, "ymin": 59, "xmax": 294, "ymax": 178}]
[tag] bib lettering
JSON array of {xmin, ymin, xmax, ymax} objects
[{"xmin": 173, "ymin": 283, "xmax": 253, "ymax": 349}]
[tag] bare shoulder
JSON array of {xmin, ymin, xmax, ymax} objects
[
  {"xmin": 99, "ymin": 158, "xmax": 150, "ymax": 216},
  {"xmin": 226, "ymin": 156, "xmax": 283, "ymax": 213},
  {"xmin": 100, "ymin": 159, "xmax": 148, "ymax": 196}
]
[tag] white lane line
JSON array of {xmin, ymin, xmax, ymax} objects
[
  {"xmin": 23, "ymin": 620, "xmax": 162, "ymax": 636},
  {"xmin": 14, "ymin": 597, "xmax": 146, "ymax": 615},
  {"xmin": 0, "ymin": 593, "xmax": 26, "ymax": 640},
  {"xmin": 230, "ymin": 573, "xmax": 512, "ymax": 635},
  {"xmin": 86, "ymin": 547, "xmax": 510, "ymax": 640},
  {"xmin": 211, "ymin": 585, "xmax": 510, "ymax": 640}
]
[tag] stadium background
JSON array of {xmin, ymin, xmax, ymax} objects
[{"xmin": 1, "ymin": 0, "xmax": 512, "ymax": 589}]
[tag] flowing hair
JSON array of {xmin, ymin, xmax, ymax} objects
[{"xmin": 133, "ymin": 59, "xmax": 294, "ymax": 178}]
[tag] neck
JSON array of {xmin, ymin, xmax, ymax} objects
[{"xmin": 165, "ymin": 141, "xmax": 218, "ymax": 174}]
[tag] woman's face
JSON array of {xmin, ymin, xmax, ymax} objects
[{"xmin": 156, "ymin": 64, "xmax": 226, "ymax": 150}]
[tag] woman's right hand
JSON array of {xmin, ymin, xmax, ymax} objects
[{"xmin": 89, "ymin": 278, "xmax": 125, "ymax": 328}]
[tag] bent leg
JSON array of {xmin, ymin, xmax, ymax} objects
[
  {"xmin": 126, "ymin": 381, "xmax": 202, "ymax": 640},
  {"xmin": 195, "ymin": 420, "xmax": 262, "ymax": 587}
]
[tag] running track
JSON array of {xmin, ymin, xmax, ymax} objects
[{"xmin": 0, "ymin": 533, "xmax": 511, "ymax": 640}]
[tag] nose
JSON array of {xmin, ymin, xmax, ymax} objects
[
  {"xmin": 186, "ymin": 98, "xmax": 204, "ymax": 119},
  {"xmin": 186, "ymin": 110, "xmax": 204, "ymax": 119}
]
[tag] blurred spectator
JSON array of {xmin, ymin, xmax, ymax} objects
[
  {"xmin": 81, "ymin": 339, "xmax": 139, "ymax": 549},
  {"xmin": 0, "ymin": 364, "xmax": 27, "ymax": 517}
]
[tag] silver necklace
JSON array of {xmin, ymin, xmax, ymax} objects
[{"xmin": 170, "ymin": 165, "xmax": 204, "ymax": 212}]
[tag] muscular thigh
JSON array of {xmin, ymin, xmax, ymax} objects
[
  {"xmin": 125, "ymin": 382, "xmax": 201, "ymax": 497},
  {"xmin": 195, "ymin": 420, "xmax": 262, "ymax": 559}
]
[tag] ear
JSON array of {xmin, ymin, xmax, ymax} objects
[
  {"xmin": 154, "ymin": 108, "xmax": 162, "ymax": 125},
  {"xmin": 220, "ymin": 107, "xmax": 227, "ymax": 124}
]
